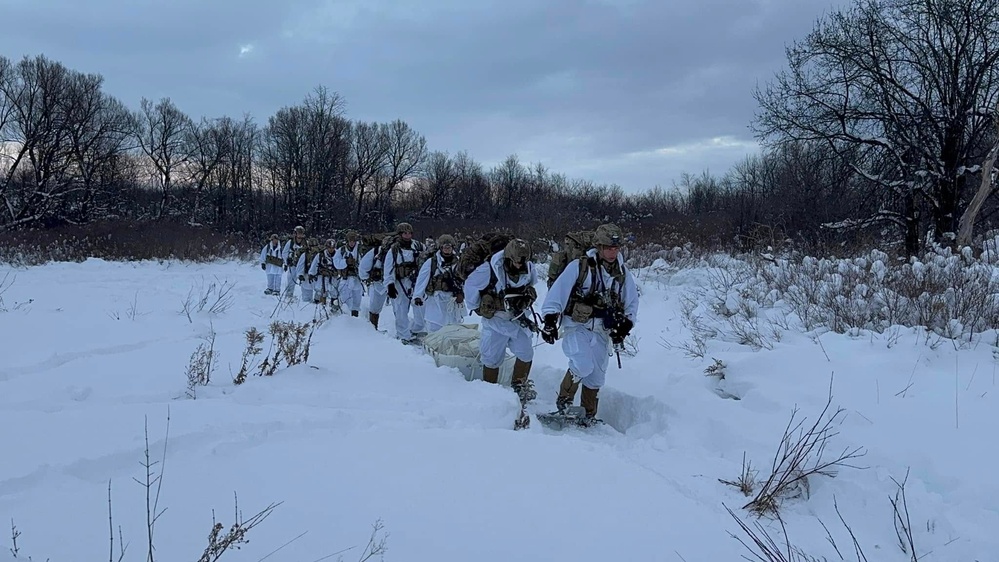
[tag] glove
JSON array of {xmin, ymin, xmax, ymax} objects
[
  {"xmin": 610, "ymin": 317, "xmax": 634, "ymax": 345},
  {"xmin": 387, "ymin": 284, "xmax": 398, "ymax": 299},
  {"xmin": 541, "ymin": 313, "xmax": 559, "ymax": 345},
  {"xmin": 308, "ymin": 274, "xmax": 317, "ymax": 283},
  {"xmin": 261, "ymin": 263, "xmax": 266, "ymax": 271},
  {"xmin": 455, "ymin": 292, "xmax": 464, "ymax": 305},
  {"xmin": 298, "ymin": 275, "xmax": 305, "ymax": 282},
  {"xmin": 283, "ymin": 264, "xmax": 289, "ymax": 271},
  {"xmin": 414, "ymin": 297, "xmax": 424, "ymax": 306}
]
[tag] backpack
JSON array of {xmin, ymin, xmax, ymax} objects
[
  {"xmin": 361, "ymin": 232, "xmax": 393, "ymax": 260},
  {"xmin": 455, "ymin": 232, "xmax": 513, "ymax": 282},
  {"xmin": 548, "ymin": 230, "xmax": 594, "ymax": 287}
]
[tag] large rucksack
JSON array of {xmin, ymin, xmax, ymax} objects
[
  {"xmin": 548, "ymin": 230, "xmax": 594, "ymax": 287},
  {"xmin": 361, "ymin": 232, "xmax": 393, "ymax": 259},
  {"xmin": 455, "ymin": 232, "xmax": 513, "ymax": 282}
]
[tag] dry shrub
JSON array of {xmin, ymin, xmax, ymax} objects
[
  {"xmin": 743, "ymin": 380, "xmax": 865, "ymax": 518},
  {"xmin": 0, "ymin": 220, "xmax": 255, "ymax": 265}
]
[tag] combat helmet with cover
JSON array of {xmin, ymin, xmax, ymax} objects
[{"xmin": 547, "ymin": 229, "xmax": 595, "ymax": 288}]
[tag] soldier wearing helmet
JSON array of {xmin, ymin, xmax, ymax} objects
[
  {"xmin": 333, "ymin": 230, "xmax": 364, "ymax": 317},
  {"xmin": 539, "ymin": 223, "xmax": 639, "ymax": 426},
  {"xmin": 383, "ymin": 222, "xmax": 427, "ymax": 343},
  {"xmin": 412, "ymin": 234, "xmax": 465, "ymax": 333},
  {"xmin": 462, "ymin": 236, "xmax": 540, "ymax": 429},
  {"xmin": 259, "ymin": 233, "xmax": 284, "ymax": 295},
  {"xmin": 282, "ymin": 225, "xmax": 315, "ymax": 301}
]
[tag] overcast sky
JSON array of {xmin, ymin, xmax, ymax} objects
[{"xmin": 0, "ymin": 0, "xmax": 842, "ymax": 194}]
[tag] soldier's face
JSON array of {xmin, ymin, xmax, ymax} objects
[
  {"xmin": 441, "ymin": 244, "xmax": 454, "ymax": 255},
  {"xmin": 598, "ymin": 245, "xmax": 619, "ymax": 263},
  {"xmin": 402, "ymin": 231, "xmax": 413, "ymax": 240}
]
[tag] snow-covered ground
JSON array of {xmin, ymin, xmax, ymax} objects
[{"xmin": 1, "ymin": 257, "xmax": 997, "ymax": 561}]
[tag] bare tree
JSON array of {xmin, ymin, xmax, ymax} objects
[
  {"xmin": 183, "ymin": 117, "xmax": 226, "ymax": 226},
  {"xmin": 134, "ymin": 97, "xmax": 192, "ymax": 219},
  {"xmin": 347, "ymin": 120, "xmax": 389, "ymax": 222},
  {"xmin": 0, "ymin": 55, "xmax": 80, "ymax": 229},
  {"xmin": 63, "ymin": 72, "xmax": 135, "ymax": 222},
  {"xmin": 418, "ymin": 150, "xmax": 457, "ymax": 216},
  {"xmin": 754, "ymin": 0, "xmax": 999, "ymax": 254},
  {"xmin": 373, "ymin": 119, "xmax": 426, "ymax": 219}
]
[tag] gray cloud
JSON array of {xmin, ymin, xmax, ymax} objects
[{"xmin": 0, "ymin": 0, "xmax": 843, "ymax": 192}]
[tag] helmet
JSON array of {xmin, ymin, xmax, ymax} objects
[
  {"xmin": 593, "ymin": 223, "xmax": 623, "ymax": 247},
  {"xmin": 437, "ymin": 234, "xmax": 456, "ymax": 248},
  {"xmin": 326, "ymin": 238, "xmax": 337, "ymax": 247},
  {"xmin": 396, "ymin": 222, "xmax": 414, "ymax": 234},
  {"xmin": 346, "ymin": 230, "xmax": 359, "ymax": 242},
  {"xmin": 269, "ymin": 233, "xmax": 279, "ymax": 241},
  {"xmin": 503, "ymin": 238, "xmax": 530, "ymax": 263},
  {"xmin": 294, "ymin": 225, "xmax": 305, "ymax": 234}
]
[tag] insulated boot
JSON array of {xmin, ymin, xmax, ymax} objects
[
  {"xmin": 556, "ymin": 370, "xmax": 580, "ymax": 413},
  {"xmin": 369, "ymin": 312, "xmax": 380, "ymax": 330},
  {"xmin": 482, "ymin": 365, "xmax": 500, "ymax": 384},
  {"xmin": 351, "ymin": 310, "xmax": 359, "ymax": 317},
  {"xmin": 581, "ymin": 385, "xmax": 600, "ymax": 421},
  {"xmin": 510, "ymin": 359, "xmax": 537, "ymax": 403}
]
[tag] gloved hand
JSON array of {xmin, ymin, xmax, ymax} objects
[
  {"xmin": 308, "ymin": 274, "xmax": 317, "ymax": 283},
  {"xmin": 414, "ymin": 297, "xmax": 424, "ymax": 306},
  {"xmin": 284, "ymin": 264, "xmax": 289, "ymax": 271},
  {"xmin": 387, "ymin": 284, "xmax": 398, "ymax": 299},
  {"xmin": 541, "ymin": 313, "xmax": 559, "ymax": 345},
  {"xmin": 261, "ymin": 263, "xmax": 266, "ymax": 271},
  {"xmin": 455, "ymin": 292, "xmax": 464, "ymax": 305},
  {"xmin": 298, "ymin": 275, "xmax": 305, "ymax": 282},
  {"xmin": 610, "ymin": 317, "xmax": 634, "ymax": 345}
]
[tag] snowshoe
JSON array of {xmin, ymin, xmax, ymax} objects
[{"xmin": 537, "ymin": 406, "xmax": 602, "ymax": 430}]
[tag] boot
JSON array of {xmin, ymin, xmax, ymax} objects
[
  {"xmin": 510, "ymin": 359, "xmax": 536, "ymax": 403},
  {"xmin": 581, "ymin": 386, "xmax": 600, "ymax": 420},
  {"xmin": 351, "ymin": 310, "xmax": 359, "ymax": 317},
  {"xmin": 369, "ymin": 312, "xmax": 380, "ymax": 330},
  {"xmin": 482, "ymin": 365, "xmax": 500, "ymax": 384},
  {"xmin": 556, "ymin": 370, "xmax": 579, "ymax": 413}
]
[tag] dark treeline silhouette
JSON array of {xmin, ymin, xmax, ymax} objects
[{"xmin": 4, "ymin": 0, "xmax": 999, "ymax": 260}]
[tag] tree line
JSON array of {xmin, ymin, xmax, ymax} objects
[{"xmin": 2, "ymin": 0, "xmax": 999, "ymax": 256}]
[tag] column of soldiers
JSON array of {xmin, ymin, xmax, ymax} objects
[{"xmin": 259, "ymin": 221, "xmax": 639, "ymax": 426}]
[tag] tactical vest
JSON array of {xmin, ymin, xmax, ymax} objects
[
  {"xmin": 339, "ymin": 246, "xmax": 359, "ymax": 277},
  {"xmin": 288, "ymin": 238, "xmax": 308, "ymax": 267},
  {"xmin": 368, "ymin": 252, "xmax": 385, "ymax": 282},
  {"xmin": 563, "ymin": 256, "xmax": 626, "ymax": 324},
  {"xmin": 390, "ymin": 242, "xmax": 421, "ymax": 281},
  {"xmin": 316, "ymin": 251, "xmax": 337, "ymax": 279},
  {"xmin": 478, "ymin": 262, "xmax": 537, "ymax": 319},
  {"xmin": 264, "ymin": 244, "xmax": 283, "ymax": 267},
  {"xmin": 426, "ymin": 254, "xmax": 459, "ymax": 296}
]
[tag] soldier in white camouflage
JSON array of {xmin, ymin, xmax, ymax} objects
[{"xmin": 259, "ymin": 233, "xmax": 284, "ymax": 295}]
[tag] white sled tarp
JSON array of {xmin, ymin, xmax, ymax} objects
[{"xmin": 421, "ymin": 323, "xmax": 516, "ymax": 385}]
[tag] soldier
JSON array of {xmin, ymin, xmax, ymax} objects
[
  {"xmin": 463, "ymin": 238, "xmax": 539, "ymax": 410},
  {"xmin": 334, "ymin": 230, "xmax": 364, "ymax": 317},
  {"xmin": 359, "ymin": 233, "xmax": 390, "ymax": 330},
  {"xmin": 383, "ymin": 222, "xmax": 425, "ymax": 343},
  {"xmin": 283, "ymin": 226, "xmax": 314, "ymax": 301},
  {"xmin": 412, "ymin": 234, "xmax": 465, "ymax": 333},
  {"xmin": 259, "ymin": 233, "xmax": 284, "ymax": 295},
  {"xmin": 539, "ymin": 223, "xmax": 638, "ymax": 426},
  {"xmin": 309, "ymin": 239, "xmax": 341, "ymax": 308}
]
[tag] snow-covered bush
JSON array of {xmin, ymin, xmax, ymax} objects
[{"xmin": 751, "ymin": 245, "xmax": 999, "ymax": 339}]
